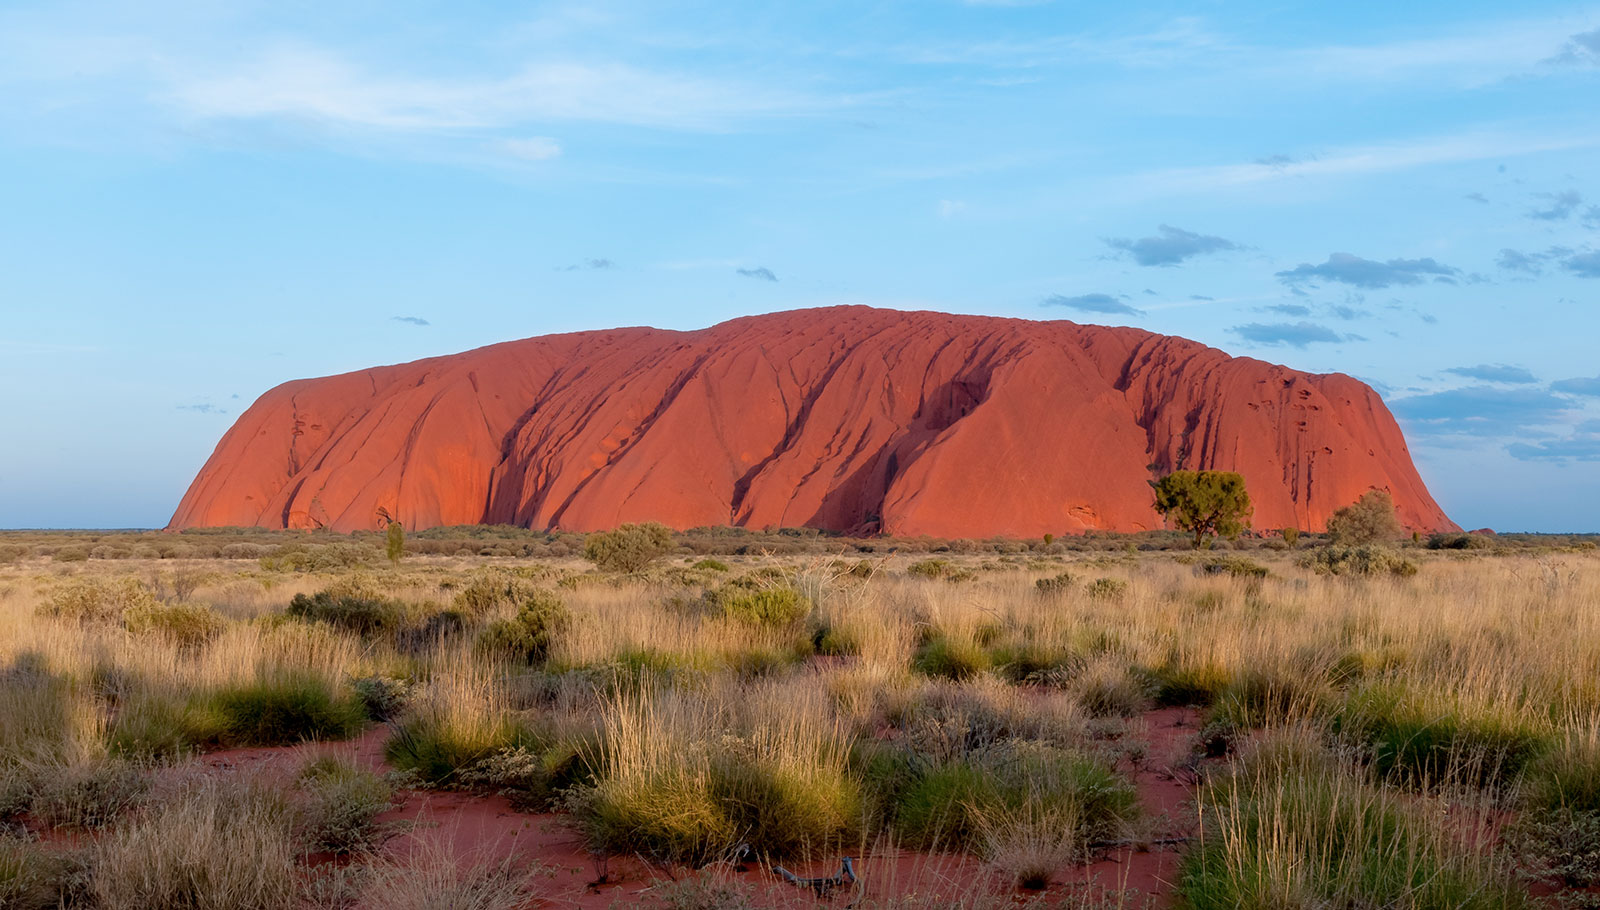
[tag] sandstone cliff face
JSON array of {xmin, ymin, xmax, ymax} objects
[{"xmin": 169, "ymin": 306, "xmax": 1454, "ymax": 537}]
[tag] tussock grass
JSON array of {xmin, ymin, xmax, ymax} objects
[
  {"xmin": 88, "ymin": 772, "xmax": 300, "ymax": 910},
  {"xmin": 1180, "ymin": 728, "xmax": 1529, "ymax": 909}
]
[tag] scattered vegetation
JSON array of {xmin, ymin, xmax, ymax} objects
[{"xmin": 0, "ymin": 525, "xmax": 1597, "ymax": 905}]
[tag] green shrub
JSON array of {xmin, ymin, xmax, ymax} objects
[
  {"xmin": 123, "ymin": 601, "xmax": 226, "ymax": 648},
  {"xmin": 715, "ymin": 586, "xmax": 810, "ymax": 626},
  {"xmin": 451, "ymin": 571, "xmax": 536, "ymax": 615},
  {"xmin": 1426, "ymin": 532, "xmax": 1493, "ymax": 551},
  {"xmin": 286, "ymin": 589, "xmax": 404, "ymax": 636},
  {"xmin": 1200, "ymin": 556, "xmax": 1269, "ymax": 579},
  {"xmin": 1300, "ymin": 545, "xmax": 1418, "ymax": 577},
  {"xmin": 297, "ymin": 754, "xmax": 398, "ymax": 854},
  {"xmin": 583, "ymin": 523, "xmax": 675, "ymax": 573},
  {"xmin": 208, "ymin": 675, "xmax": 367, "ymax": 747},
  {"xmin": 474, "ymin": 592, "xmax": 569, "ymax": 665},
  {"xmin": 1086, "ymin": 577, "xmax": 1128, "ymax": 600},
  {"xmin": 351, "ymin": 675, "xmax": 413, "ymax": 722},
  {"xmin": 52, "ymin": 546, "xmax": 89, "ymax": 563},
  {"xmin": 39, "ymin": 577, "xmax": 157, "ymax": 623},
  {"xmin": 692, "ymin": 558, "xmax": 730, "ymax": 572},
  {"xmin": 913, "ymin": 636, "xmax": 991, "ymax": 681},
  {"xmin": 1034, "ymin": 572, "xmax": 1073, "ymax": 593}
]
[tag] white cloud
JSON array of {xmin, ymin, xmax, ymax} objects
[
  {"xmin": 499, "ymin": 136, "xmax": 561, "ymax": 160},
  {"xmin": 1117, "ymin": 129, "xmax": 1600, "ymax": 198},
  {"xmin": 163, "ymin": 43, "xmax": 830, "ymax": 132},
  {"xmin": 937, "ymin": 199, "xmax": 966, "ymax": 217}
]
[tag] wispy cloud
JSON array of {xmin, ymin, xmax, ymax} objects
[
  {"xmin": 1509, "ymin": 420, "xmax": 1600, "ymax": 462},
  {"xmin": 176, "ymin": 403, "xmax": 226, "ymax": 415},
  {"xmin": 1552, "ymin": 376, "xmax": 1600, "ymax": 396},
  {"xmin": 1103, "ymin": 224, "xmax": 1241, "ymax": 266},
  {"xmin": 1229, "ymin": 321, "xmax": 1352, "ymax": 347},
  {"xmin": 1545, "ymin": 27, "xmax": 1600, "ymax": 66},
  {"xmin": 735, "ymin": 266, "xmax": 778, "ymax": 282},
  {"xmin": 165, "ymin": 44, "xmax": 834, "ymax": 133},
  {"xmin": 1277, "ymin": 252, "xmax": 1459, "ymax": 289},
  {"xmin": 1120, "ymin": 130, "xmax": 1600, "ymax": 198},
  {"xmin": 391, "ymin": 315, "xmax": 430, "ymax": 326},
  {"xmin": 1392, "ymin": 385, "xmax": 1573, "ymax": 438},
  {"xmin": 1529, "ymin": 189, "xmax": 1583, "ymax": 220},
  {"xmin": 560, "ymin": 258, "xmax": 615, "ymax": 271},
  {"xmin": 498, "ymin": 136, "xmax": 561, "ymax": 160},
  {"xmin": 1565, "ymin": 250, "xmax": 1600, "ymax": 278},
  {"xmin": 1042, "ymin": 293, "xmax": 1142, "ymax": 315},
  {"xmin": 1444, "ymin": 364, "xmax": 1537, "ymax": 384}
]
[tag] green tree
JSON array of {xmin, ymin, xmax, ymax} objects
[
  {"xmin": 385, "ymin": 521, "xmax": 404, "ymax": 565},
  {"xmin": 1282, "ymin": 527, "xmax": 1300, "ymax": 548},
  {"xmin": 1325, "ymin": 490, "xmax": 1403, "ymax": 545},
  {"xmin": 583, "ymin": 522, "xmax": 675, "ymax": 573},
  {"xmin": 1151, "ymin": 470, "xmax": 1253, "ymax": 549}
]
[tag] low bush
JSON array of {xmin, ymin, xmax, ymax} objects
[
  {"xmin": 1200, "ymin": 556, "xmax": 1269, "ymax": 579},
  {"xmin": 1034, "ymin": 572, "xmax": 1073, "ymax": 593},
  {"xmin": 475, "ymin": 592, "xmax": 570, "ymax": 665},
  {"xmin": 39, "ymin": 577, "xmax": 157, "ymax": 623},
  {"xmin": 714, "ymin": 585, "xmax": 810, "ymax": 627},
  {"xmin": 286, "ymin": 589, "xmax": 404, "ymax": 636},
  {"xmin": 692, "ymin": 558, "xmax": 731, "ymax": 572},
  {"xmin": 1300, "ymin": 545, "xmax": 1418, "ymax": 577},
  {"xmin": 297, "ymin": 753, "xmax": 399, "ymax": 854},
  {"xmin": 583, "ymin": 523, "xmax": 675, "ymax": 573},
  {"xmin": 352, "ymin": 675, "xmax": 413, "ymax": 722},
  {"xmin": 123, "ymin": 601, "xmax": 226, "ymax": 648},
  {"xmin": 1427, "ymin": 532, "xmax": 1493, "ymax": 551},
  {"xmin": 1086, "ymin": 577, "xmax": 1129, "ymax": 600}
]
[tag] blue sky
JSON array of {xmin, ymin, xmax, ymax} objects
[{"xmin": 1, "ymin": 1, "xmax": 1597, "ymax": 531}]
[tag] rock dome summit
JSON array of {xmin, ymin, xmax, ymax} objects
[{"xmin": 169, "ymin": 306, "xmax": 1454, "ymax": 538}]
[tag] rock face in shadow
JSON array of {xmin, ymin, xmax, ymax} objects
[{"xmin": 169, "ymin": 306, "xmax": 1455, "ymax": 537}]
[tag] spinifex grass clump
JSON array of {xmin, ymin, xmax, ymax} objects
[
  {"xmin": 1507, "ymin": 720, "xmax": 1600, "ymax": 886},
  {"xmin": 296, "ymin": 752, "xmax": 399, "ymax": 854},
  {"xmin": 578, "ymin": 680, "xmax": 861, "ymax": 863},
  {"xmin": 386, "ymin": 664, "xmax": 535, "ymax": 785},
  {"xmin": 893, "ymin": 742, "xmax": 1136, "ymax": 857},
  {"xmin": 89, "ymin": 773, "xmax": 301, "ymax": 910},
  {"xmin": 208, "ymin": 671, "xmax": 368, "ymax": 747},
  {"xmin": 1332, "ymin": 683, "xmax": 1548, "ymax": 790},
  {"xmin": 1180, "ymin": 729, "xmax": 1530, "ymax": 909}
]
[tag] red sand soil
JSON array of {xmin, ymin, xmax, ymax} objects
[{"xmin": 168, "ymin": 306, "xmax": 1454, "ymax": 538}]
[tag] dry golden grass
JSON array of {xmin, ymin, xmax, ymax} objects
[{"xmin": 0, "ymin": 537, "xmax": 1595, "ymax": 906}]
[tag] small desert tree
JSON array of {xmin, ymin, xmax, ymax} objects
[
  {"xmin": 385, "ymin": 521, "xmax": 405, "ymax": 565},
  {"xmin": 583, "ymin": 522, "xmax": 675, "ymax": 573},
  {"xmin": 1325, "ymin": 490, "xmax": 1403, "ymax": 545},
  {"xmin": 1281, "ymin": 527, "xmax": 1300, "ymax": 548},
  {"xmin": 1151, "ymin": 470, "xmax": 1253, "ymax": 549}
]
